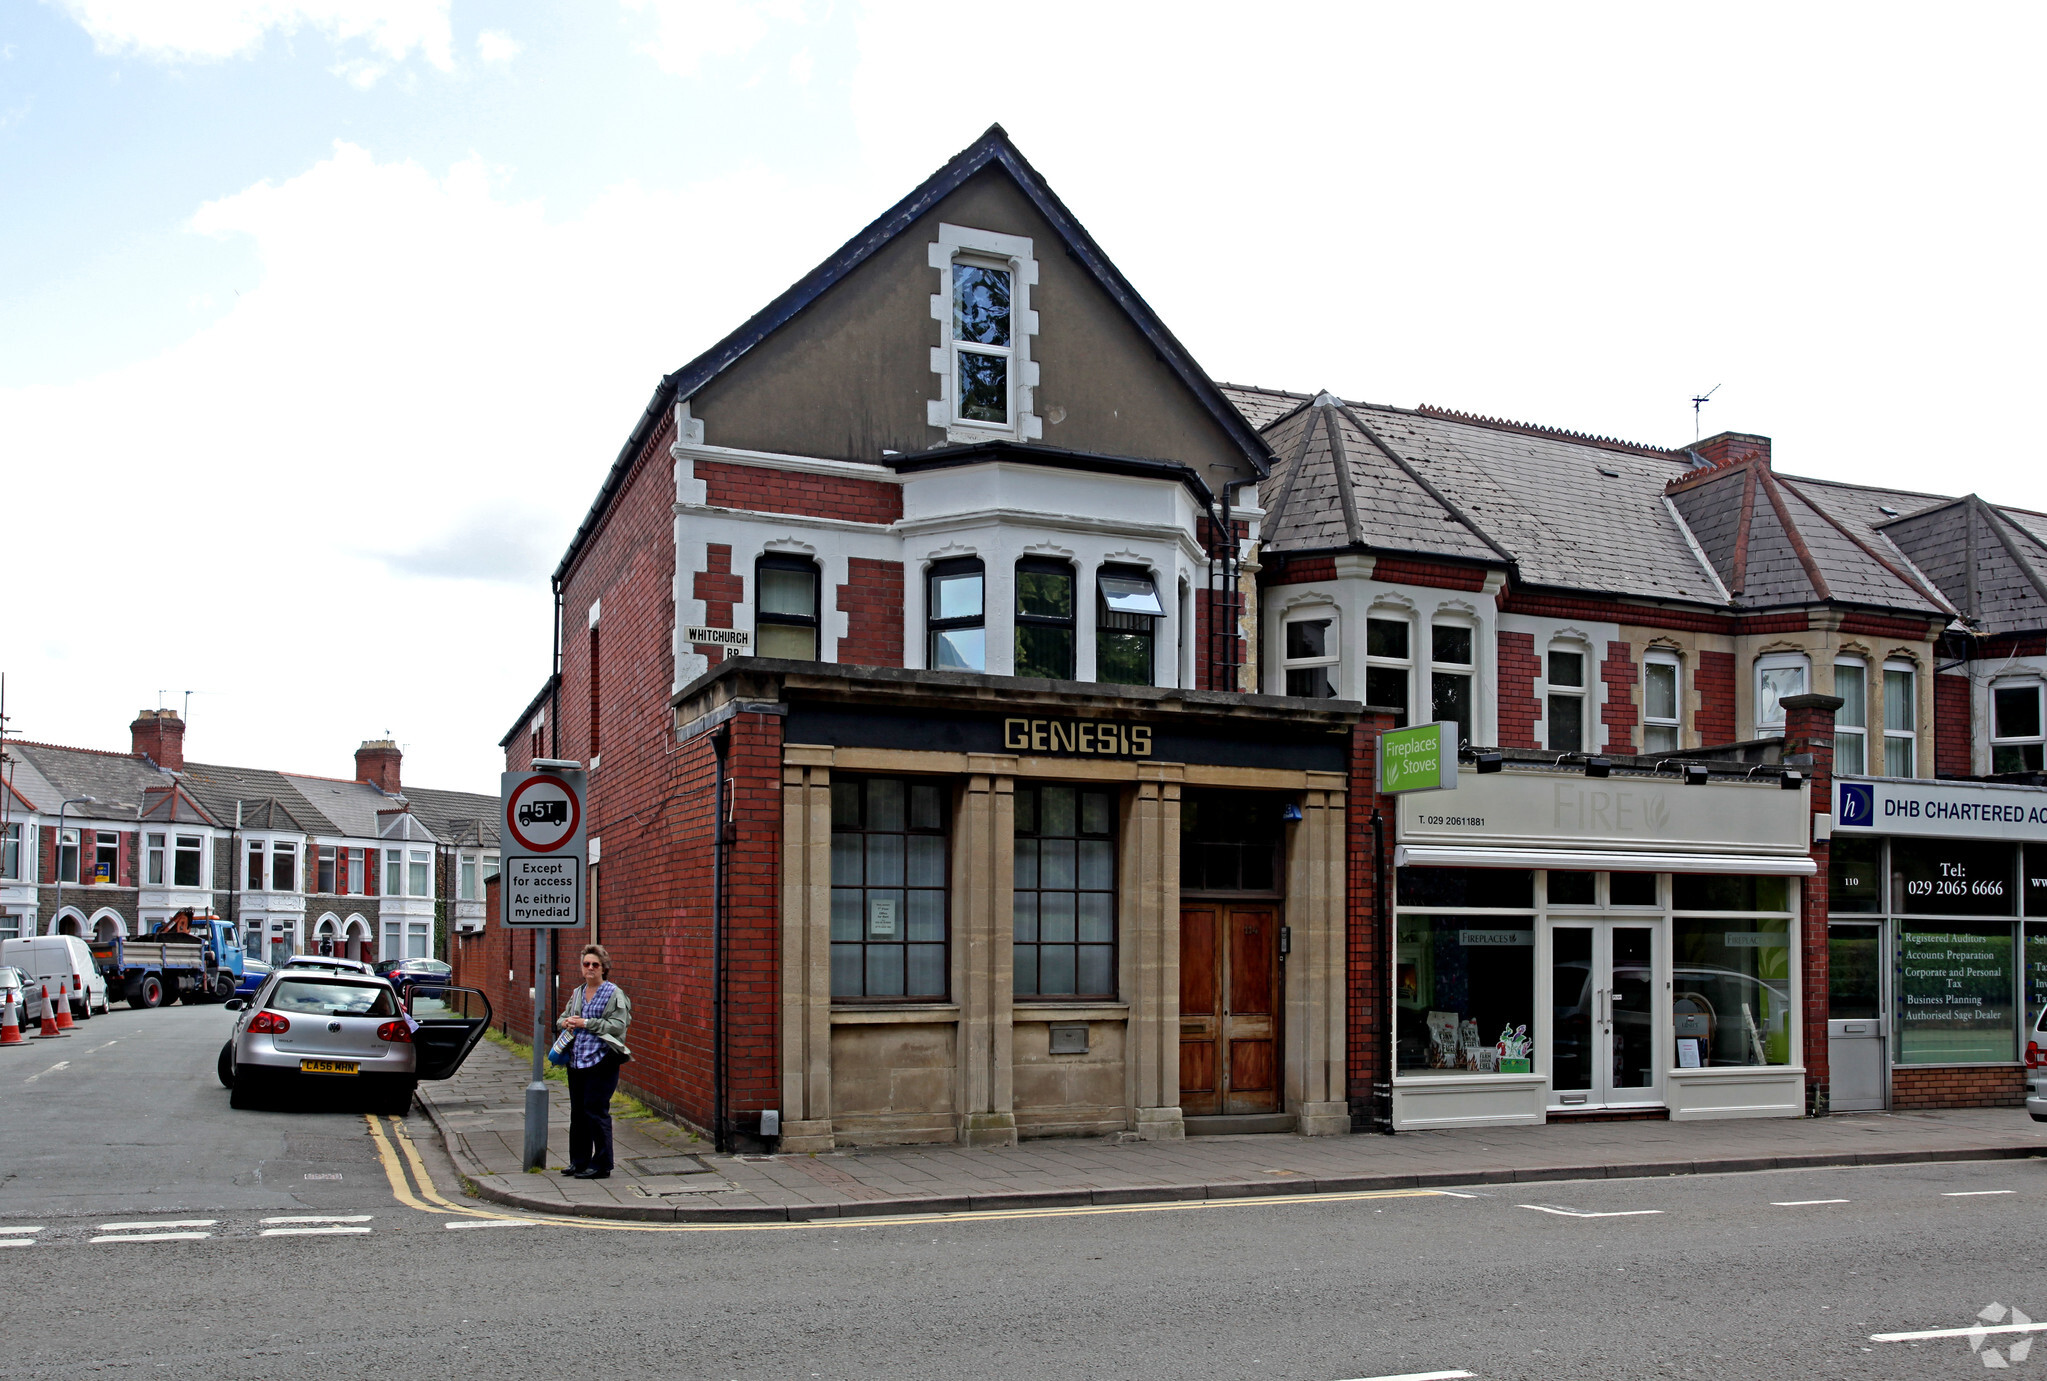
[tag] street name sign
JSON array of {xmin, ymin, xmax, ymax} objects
[{"xmin": 500, "ymin": 768, "xmax": 587, "ymax": 928}]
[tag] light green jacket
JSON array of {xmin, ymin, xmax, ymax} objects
[{"xmin": 556, "ymin": 982, "xmax": 632, "ymax": 1062}]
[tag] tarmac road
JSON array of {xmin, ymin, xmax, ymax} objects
[{"xmin": 2, "ymin": 1003, "xmax": 2041, "ymax": 1380}]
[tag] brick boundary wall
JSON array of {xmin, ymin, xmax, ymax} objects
[
  {"xmin": 1599, "ymin": 641, "xmax": 1638, "ymax": 754},
  {"xmin": 1891, "ymin": 1065, "xmax": 2027, "ymax": 1109},
  {"xmin": 1497, "ymin": 631, "xmax": 1540, "ymax": 749}
]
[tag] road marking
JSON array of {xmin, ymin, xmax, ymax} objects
[
  {"xmin": 1519, "ymin": 1204, "xmax": 1663, "ymax": 1218},
  {"xmin": 364, "ymin": 1114, "xmax": 447, "ymax": 1215},
  {"xmin": 88, "ymin": 1040, "xmax": 117, "ymax": 1052},
  {"xmin": 1337, "ymin": 1372, "xmax": 1475, "ymax": 1381},
  {"xmin": 446, "ymin": 1219, "xmax": 539, "ymax": 1230},
  {"xmin": 0, "ymin": 1226, "xmax": 44, "ymax": 1233},
  {"xmin": 0, "ymin": 1240, "xmax": 36, "ymax": 1248},
  {"xmin": 91, "ymin": 1232, "xmax": 210, "ymax": 1243},
  {"xmin": 1943, "ymin": 1190, "xmax": 2016, "ymax": 1197},
  {"xmin": 24, "ymin": 1061, "xmax": 69, "ymax": 1082},
  {"xmin": 261, "ymin": 1226, "xmax": 373, "ymax": 1236},
  {"xmin": 261, "ymin": 1215, "xmax": 373, "ymax": 1224},
  {"xmin": 387, "ymin": 1116, "xmax": 471, "ymax": 1213},
  {"xmin": 97, "ymin": 1219, "xmax": 217, "ymax": 1231},
  {"xmin": 1772, "ymin": 1198, "xmax": 1850, "ymax": 1206},
  {"xmin": 1873, "ymin": 1321, "xmax": 2047, "ymax": 1343}
]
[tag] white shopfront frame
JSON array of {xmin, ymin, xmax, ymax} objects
[{"xmin": 1392, "ymin": 769, "xmax": 1813, "ymax": 1130}]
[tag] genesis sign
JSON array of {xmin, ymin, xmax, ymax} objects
[{"xmin": 1835, "ymin": 778, "xmax": 2047, "ymax": 841}]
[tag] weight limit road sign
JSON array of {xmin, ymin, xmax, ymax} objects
[{"xmin": 500, "ymin": 769, "xmax": 587, "ymax": 929}]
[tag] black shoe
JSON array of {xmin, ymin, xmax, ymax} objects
[
  {"xmin": 571, "ymin": 1167, "xmax": 610, "ymax": 1180},
  {"xmin": 558, "ymin": 1165, "xmax": 587, "ymax": 1176}
]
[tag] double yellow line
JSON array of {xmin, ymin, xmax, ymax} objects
[{"xmin": 362, "ymin": 1116, "xmax": 1462, "ymax": 1237}]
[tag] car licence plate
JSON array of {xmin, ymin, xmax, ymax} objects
[{"xmin": 299, "ymin": 1058, "xmax": 359, "ymax": 1075}]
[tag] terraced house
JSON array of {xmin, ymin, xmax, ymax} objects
[
  {"xmin": 0, "ymin": 711, "xmax": 498, "ymax": 971},
  {"xmin": 468, "ymin": 125, "xmax": 2047, "ymax": 1153}
]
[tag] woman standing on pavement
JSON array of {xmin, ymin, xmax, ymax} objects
[{"xmin": 557, "ymin": 943, "xmax": 632, "ymax": 1180}]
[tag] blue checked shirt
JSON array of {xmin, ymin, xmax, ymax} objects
[{"xmin": 569, "ymin": 981, "xmax": 616, "ymax": 1070}]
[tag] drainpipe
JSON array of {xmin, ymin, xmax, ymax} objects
[
  {"xmin": 1373, "ymin": 805, "xmax": 1393, "ymax": 1134},
  {"xmin": 710, "ymin": 726, "xmax": 731, "ymax": 1153}
]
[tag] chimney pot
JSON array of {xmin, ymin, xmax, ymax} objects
[
  {"xmin": 355, "ymin": 739, "xmax": 402, "ymax": 794},
  {"xmin": 130, "ymin": 709, "xmax": 187, "ymax": 772}
]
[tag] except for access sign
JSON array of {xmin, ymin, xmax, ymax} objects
[
  {"xmin": 1379, "ymin": 721, "xmax": 1460, "ymax": 794},
  {"xmin": 500, "ymin": 769, "xmax": 587, "ymax": 929}
]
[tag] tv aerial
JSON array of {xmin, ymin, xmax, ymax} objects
[{"xmin": 1691, "ymin": 383, "xmax": 1722, "ymax": 441}]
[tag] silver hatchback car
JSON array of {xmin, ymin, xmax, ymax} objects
[
  {"xmin": 220, "ymin": 970, "xmax": 489, "ymax": 1113},
  {"xmin": 2028, "ymin": 1005, "xmax": 2047, "ymax": 1122}
]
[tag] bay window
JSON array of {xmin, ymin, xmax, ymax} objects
[
  {"xmin": 175, "ymin": 834, "xmax": 202, "ymax": 888},
  {"xmin": 384, "ymin": 848, "xmax": 403, "ymax": 897},
  {"xmin": 1365, "ymin": 615, "xmax": 1412, "ymax": 727},
  {"xmin": 1545, "ymin": 645, "xmax": 1587, "ymax": 753},
  {"xmin": 1992, "ymin": 682, "xmax": 2045, "ymax": 773},
  {"xmin": 58, "ymin": 829, "xmax": 79, "ymax": 884},
  {"xmin": 1, "ymin": 823, "xmax": 20, "ymax": 880},
  {"xmin": 147, "ymin": 833, "xmax": 167, "ymax": 885},
  {"xmin": 1283, "ymin": 611, "xmax": 1339, "ymax": 698},
  {"xmin": 1432, "ymin": 622, "xmax": 1475, "ymax": 748},
  {"xmin": 270, "ymin": 841, "xmax": 297, "ymax": 893},
  {"xmin": 317, "ymin": 846, "xmax": 337, "ymax": 895},
  {"xmin": 1014, "ymin": 558, "xmax": 1075, "ymax": 680},
  {"xmin": 1643, "ymin": 652, "xmax": 1680, "ymax": 754},
  {"xmin": 927, "ymin": 558, "xmax": 986, "ymax": 672},
  {"xmin": 247, "ymin": 841, "xmax": 265, "ymax": 891},
  {"xmin": 461, "ymin": 856, "xmax": 479, "ymax": 902},
  {"xmin": 1834, "ymin": 658, "xmax": 1868, "ymax": 775},
  {"xmin": 1096, "ymin": 567, "xmax": 1162, "ymax": 687},
  {"xmin": 409, "ymin": 849, "xmax": 431, "ymax": 898},
  {"xmin": 348, "ymin": 848, "xmax": 365, "ymax": 895},
  {"xmin": 1883, "ymin": 661, "xmax": 1917, "ymax": 777},
  {"xmin": 755, "ymin": 554, "xmax": 821, "ymax": 661}
]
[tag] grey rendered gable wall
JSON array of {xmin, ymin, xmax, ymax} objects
[{"xmin": 688, "ymin": 166, "xmax": 1259, "ymax": 495}]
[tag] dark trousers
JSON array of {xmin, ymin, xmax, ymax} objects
[{"xmin": 566, "ymin": 1056, "xmax": 620, "ymax": 1173}]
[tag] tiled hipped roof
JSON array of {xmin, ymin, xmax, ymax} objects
[{"xmin": 1227, "ymin": 383, "xmax": 1978, "ymax": 621}]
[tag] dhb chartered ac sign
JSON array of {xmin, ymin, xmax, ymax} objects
[
  {"xmin": 1838, "ymin": 782, "xmax": 1875, "ymax": 828},
  {"xmin": 1835, "ymin": 777, "xmax": 2047, "ymax": 840}
]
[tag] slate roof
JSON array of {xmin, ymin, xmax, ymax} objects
[
  {"xmin": 556, "ymin": 125, "xmax": 1273, "ymax": 587},
  {"xmin": 1233, "ymin": 386, "xmax": 1964, "ymax": 619},
  {"xmin": 403, "ymin": 787, "xmax": 501, "ymax": 850},
  {"xmin": 6, "ymin": 744, "xmax": 168, "ymax": 826},
  {"xmin": 1879, "ymin": 496, "xmax": 2047, "ymax": 635}
]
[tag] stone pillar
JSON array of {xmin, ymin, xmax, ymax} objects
[
  {"xmin": 1782, "ymin": 692, "xmax": 1842, "ymax": 1118},
  {"xmin": 778, "ymin": 747, "xmax": 836, "ymax": 1152},
  {"xmin": 1286, "ymin": 772, "xmax": 1350, "ymax": 1134},
  {"xmin": 1125, "ymin": 764, "xmax": 1185, "ymax": 1139},
  {"xmin": 953, "ymin": 758, "xmax": 1017, "ymax": 1146}
]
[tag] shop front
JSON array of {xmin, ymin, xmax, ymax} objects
[
  {"xmin": 1828, "ymin": 776, "xmax": 2047, "ymax": 1110},
  {"xmin": 682, "ymin": 664, "xmax": 1362, "ymax": 1151},
  {"xmin": 1390, "ymin": 765, "xmax": 1814, "ymax": 1129}
]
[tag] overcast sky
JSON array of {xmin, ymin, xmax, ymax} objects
[{"xmin": 5, "ymin": 1, "xmax": 2042, "ymax": 792}]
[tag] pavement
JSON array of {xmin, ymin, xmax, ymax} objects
[{"xmin": 418, "ymin": 1032, "xmax": 2047, "ymax": 1223}]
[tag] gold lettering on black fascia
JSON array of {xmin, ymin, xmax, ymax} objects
[{"xmin": 1004, "ymin": 717, "xmax": 1154, "ymax": 758}]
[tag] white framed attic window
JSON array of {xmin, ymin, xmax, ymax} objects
[
  {"xmin": 928, "ymin": 224, "xmax": 1040, "ymax": 441},
  {"xmin": 1992, "ymin": 680, "xmax": 2046, "ymax": 774}
]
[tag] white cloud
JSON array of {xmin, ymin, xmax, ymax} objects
[
  {"xmin": 476, "ymin": 28, "xmax": 521, "ymax": 64},
  {"xmin": 0, "ymin": 141, "xmax": 841, "ymax": 788},
  {"xmin": 620, "ymin": 0, "xmax": 806, "ymax": 75},
  {"xmin": 53, "ymin": 0, "xmax": 454, "ymax": 69}
]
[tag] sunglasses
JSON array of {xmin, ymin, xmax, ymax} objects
[{"xmin": 581, "ymin": 960, "xmax": 604, "ymax": 968}]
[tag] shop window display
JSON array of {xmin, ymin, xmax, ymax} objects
[
  {"xmin": 1671, "ymin": 915, "xmax": 1793, "ymax": 1066},
  {"xmin": 1396, "ymin": 914, "xmax": 1534, "ymax": 1075},
  {"xmin": 1898, "ymin": 921, "xmax": 2016, "ymax": 1064}
]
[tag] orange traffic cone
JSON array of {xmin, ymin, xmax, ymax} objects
[
  {"xmin": 51, "ymin": 981, "xmax": 75, "ymax": 1031},
  {"xmin": 0, "ymin": 995, "xmax": 22, "ymax": 1046},
  {"xmin": 32, "ymin": 985, "xmax": 67, "ymax": 1039}
]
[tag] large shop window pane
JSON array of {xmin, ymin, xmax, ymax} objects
[
  {"xmin": 2025, "ymin": 921, "xmax": 2047, "ymax": 1036},
  {"xmin": 1828, "ymin": 836, "xmax": 1884, "ymax": 914},
  {"xmin": 1671, "ymin": 873, "xmax": 1791, "ymax": 913},
  {"xmin": 1890, "ymin": 838, "xmax": 2015, "ymax": 916},
  {"xmin": 1898, "ymin": 921, "xmax": 2017, "ymax": 1064},
  {"xmin": 1672, "ymin": 916, "xmax": 1793, "ymax": 1066},
  {"xmin": 829, "ymin": 776, "xmax": 949, "ymax": 1000},
  {"xmin": 1396, "ymin": 915, "xmax": 1535, "ymax": 1074},
  {"xmin": 1014, "ymin": 784, "xmax": 1116, "ymax": 998},
  {"xmin": 1396, "ymin": 867, "xmax": 1534, "ymax": 910}
]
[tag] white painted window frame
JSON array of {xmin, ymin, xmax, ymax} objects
[
  {"xmin": 1883, "ymin": 659, "xmax": 1917, "ymax": 778},
  {"xmin": 1364, "ymin": 608, "xmax": 1416, "ymax": 726},
  {"xmin": 927, "ymin": 223, "xmax": 1041, "ymax": 443},
  {"xmin": 1280, "ymin": 604, "xmax": 1341, "ymax": 698},
  {"xmin": 1431, "ymin": 616, "xmax": 1479, "ymax": 745},
  {"xmin": 1642, "ymin": 651, "xmax": 1682, "ymax": 754},
  {"xmin": 1754, "ymin": 652, "xmax": 1811, "ymax": 737},
  {"xmin": 1990, "ymin": 678, "xmax": 2047, "ymax": 773},
  {"xmin": 1833, "ymin": 657, "xmax": 1869, "ymax": 776},
  {"xmin": 1541, "ymin": 640, "xmax": 1590, "ymax": 754}
]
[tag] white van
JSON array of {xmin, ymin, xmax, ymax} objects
[{"xmin": 0, "ymin": 935, "xmax": 110, "ymax": 1021}]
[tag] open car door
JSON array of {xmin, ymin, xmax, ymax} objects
[{"xmin": 402, "ymin": 984, "xmax": 493, "ymax": 1081}]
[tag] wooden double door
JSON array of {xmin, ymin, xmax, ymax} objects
[{"xmin": 1179, "ymin": 905, "xmax": 1280, "ymax": 1116}]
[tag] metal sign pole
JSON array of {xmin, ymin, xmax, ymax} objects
[{"xmin": 525, "ymin": 930, "xmax": 550, "ymax": 1170}]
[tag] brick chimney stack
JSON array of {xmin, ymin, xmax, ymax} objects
[
  {"xmin": 355, "ymin": 739, "xmax": 402, "ymax": 794},
  {"xmin": 131, "ymin": 709, "xmax": 187, "ymax": 771},
  {"xmin": 1693, "ymin": 431, "xmax": 1772, "ymax": 469}
]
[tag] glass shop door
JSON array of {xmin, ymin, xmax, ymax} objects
[{"xmin": 1550, "ymin": 920, "xmax": 1662, "ymax": 1110}]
